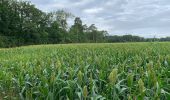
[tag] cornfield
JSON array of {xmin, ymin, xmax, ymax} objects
[{"xmin": 0, "ymin": 43, "xmax": 170, "ymax": 100}]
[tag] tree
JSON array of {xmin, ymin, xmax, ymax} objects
[
  {"xmin": 70, "ymin": 17, "xmax": 84, "ymax": 42},
  {"xmin": 47, "ymin": 21, "xmax": 62, "ymax": 43},
  {"xmin": 48, "ymin": 10, "xmax": 73, "ymax": 43},
  {"xmin": 88, "ymin": 24, "xmax": 98, "ymax": 42}
]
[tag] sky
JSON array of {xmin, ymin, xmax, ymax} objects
[{"xmin": 27, "ymin": 0, "xmax": 170, "ymax": 38}]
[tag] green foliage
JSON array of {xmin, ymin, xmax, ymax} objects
[
  {"xmin": 0, "ymin": 0, "xmax": 107, "ymax": 47},
  {"xmin": 0, "ymin": 42, "xmax": 170, "ymax": 99}
]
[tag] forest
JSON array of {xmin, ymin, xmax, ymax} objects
[{"xmin": 0, "ymin": 0, "xmax": 170, "ymax": 48}]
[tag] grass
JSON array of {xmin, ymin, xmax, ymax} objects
[{"xmin": 0, "ymin": 42, "xmax": 170, "ymax": 99}]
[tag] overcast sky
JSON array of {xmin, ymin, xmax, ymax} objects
[{"xmin": 27, "ymin": 0, "xmax": 170, "ymax": 38}]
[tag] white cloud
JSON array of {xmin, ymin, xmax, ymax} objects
[{"xmin": 83, "ymin": 7, "xmax": 104, "ymax": 14}]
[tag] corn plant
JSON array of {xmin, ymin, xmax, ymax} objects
[{"xmin": 0, "ymin": 43, "xmax": 170, "ymax": 99}]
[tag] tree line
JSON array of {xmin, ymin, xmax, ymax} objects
[
  {"xmin": 107, "ymin": 35, "xmax": 170, "ymax": 42},
  {"xmin": 0, "ymin": 0, "xmax": 170, "ymax": 47},
  {"xmin": 0, "ymin": 0, "xmax": 108, "ymax": 47}
]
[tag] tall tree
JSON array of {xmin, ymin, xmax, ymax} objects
[
  {"xmin": 70, "ymin": 17, "xmax": 84, "ymax": 42},
  {"xmin": 88, "ymin": 24, "xmax": 97, "ymax": 42},
  {"xmin": 48, "ymin": 10, "xmax": 73, "ymax": 42}
]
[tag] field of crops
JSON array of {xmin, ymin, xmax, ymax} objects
[{"xmin": 0, "ymin": 43, "xmax": 170, "ymax": 100}]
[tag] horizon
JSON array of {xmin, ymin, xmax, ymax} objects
[{"xmin": 26, "ymin": 0, "xmax": 170, "ymax": 38}]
